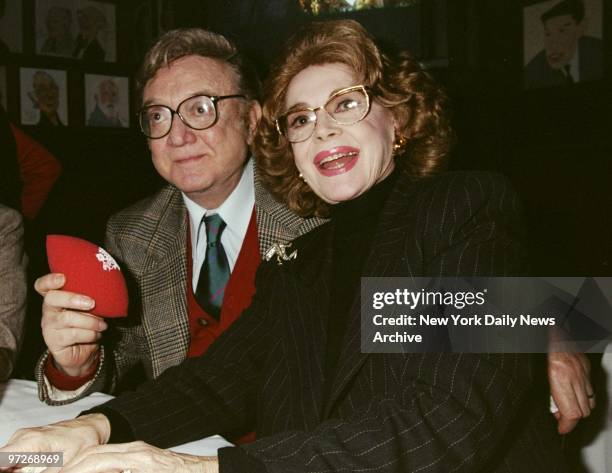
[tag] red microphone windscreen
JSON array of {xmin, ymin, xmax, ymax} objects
[{"xmin": 46, "ymin": 235, "xmax": 129, "ymax": 318}]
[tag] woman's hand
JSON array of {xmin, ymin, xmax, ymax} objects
[
  {"xmin": 548, "ymin": 351, "xmax": 595, "ymax": 434},
  {"xmin": 60, "ymin": 441, "xmax": 219, "ymax": 473},
  {"xmin": 0, "ymin": 414, "xmax": 110, "ymax": 470}
]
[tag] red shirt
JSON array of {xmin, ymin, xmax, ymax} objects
[{"xmin": 11, "ymin": 124, "xmax": 62, "ymax": 220}]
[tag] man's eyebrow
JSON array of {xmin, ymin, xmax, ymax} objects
[{"xmin": 141, "ymin": 90, "xmax": 215, "ymax": 108}]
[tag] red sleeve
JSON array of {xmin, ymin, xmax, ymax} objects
[
  {"xmin": 44, "ymin": 353, "xmax": 99, "ymax": 391},
  {"xmin": 11, "ymin": 124, "xmax": 62, "ymax": 220}
]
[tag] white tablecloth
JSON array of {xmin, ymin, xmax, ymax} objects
[
  {"xmin": 580, "ymin": 346, "xmax": 612, "ymax": 473},
  {"xmin": 0, "ymin": 379, "xmax": 232, "ymax": 455}
]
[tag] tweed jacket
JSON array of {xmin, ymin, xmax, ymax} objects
[
  {"xmin": 98, "ymin": 171, "xmax": 566, "ymax": 472},
  {"xmin": 37, "ymin": 165, "xmax": 326, "ymax": 403},
  {"xmin": 0, "ymin": 205, "xmax": 27, "ymax": 381}
]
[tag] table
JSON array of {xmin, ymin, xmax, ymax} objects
[
  {"xmin": 0, "ymin": 379, "xmax": 232, "ymax": 455},
  {"xmin": 580, "ymin": 346, "xmax": 612, "ymax": 473}
]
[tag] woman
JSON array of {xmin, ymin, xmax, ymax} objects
[{"xmin": 1, "ymin": 20, "xmax": 590, "ymax": 473}]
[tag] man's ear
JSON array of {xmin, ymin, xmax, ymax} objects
[{"xmin": 246, "ymin": 100, "xmax": 262, "ymax": 145}]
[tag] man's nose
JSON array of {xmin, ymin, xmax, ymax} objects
[{"xmin": 167, "ymin": 114, "xmax": 196, "ymax": 145}]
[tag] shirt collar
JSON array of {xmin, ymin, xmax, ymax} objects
[{"xmin": 182, "ymin": 157, "xmax": 255, "ymax": 243}]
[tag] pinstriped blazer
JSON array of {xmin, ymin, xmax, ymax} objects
[
  {"xmin": 36, "ymin": 164, "xmax": 326, "ymax": 404},
  {"xmin": 99, "ymin": 171, "xmax": 567, "ymax": 472}
]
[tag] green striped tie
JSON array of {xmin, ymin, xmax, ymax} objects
[{"xmin": 195, "ymin": 214, "xmax": 230, "ymax": 320}]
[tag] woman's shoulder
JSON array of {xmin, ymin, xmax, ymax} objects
[{"xmin": 405, "ymin": 170, "xmax": 513, "ymax": 196}]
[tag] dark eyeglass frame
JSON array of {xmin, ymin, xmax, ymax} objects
[
  {"xmin": 138, "ymin": 93, "xmax": 246, "ymax": 139},
  {"xmin": 274, "ymin": 85, "xmax": 371, "ymax": 143}
]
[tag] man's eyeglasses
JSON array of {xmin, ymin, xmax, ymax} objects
[
  {"xmin": 275, "ymin": 85, "xmax": 370, "ymax": 143},
  {"xmin": 138, "ymin": 93, "xmax": 246, "ymax": 139}
]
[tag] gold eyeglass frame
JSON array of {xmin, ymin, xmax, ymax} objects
[{"xmin": 275, "ymin": 85, "xmax": 371, "ymax": 143}]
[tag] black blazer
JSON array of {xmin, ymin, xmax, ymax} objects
[{"xmin": 99, "ymin": 171, "xmax": 567, "ymax": 472}]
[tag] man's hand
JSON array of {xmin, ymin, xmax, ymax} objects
[
  {"xmin": 60, "ymin": 442, "xmax": 219, "ymax": 473},
  {"xmin": 0, "ymin": 414, "xmax": 110, "ymax": 471},
  {"xmin": 548, "ymin": 351, "xmax": 595, "ymax": 434},
  {"xmin": 36, "ymin": 273, "xmax": 107, "ymax": 377}
]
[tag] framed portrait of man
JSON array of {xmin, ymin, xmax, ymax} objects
[
  {"xmin": 20, "ymin": 67, "xmax": 68, "ymax": 127},
  {"xmin": 523, "ymin": 0, "xmax": 603, "ymax": 90},
  {"xmin": 84, "ymin": 73, "xmax": 129, "ymax": 128},
  {"xmin": 36, "ymin": 0, "xmax": 77, "ymax": 58},
  {"xmin": 0, "ymin": 0, "xmax": 23, "ymax": 54},
  {"xmin": 36, "ymin": 0, "xmax": 117, "ymax": 62}
]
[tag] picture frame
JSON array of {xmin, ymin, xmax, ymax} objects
[
  {"xmin": 84, "ymin": 73, "xmax": 129, "ymax": 128},
  {"xmin": 35, "ymin": 0, "xmax": 117, "ymax": 62},
  {"xmin": 523, "ymin": 0, "xmax": 603, "ymax": 90},
  {"xmin": 0, "ymin": 0, "xmax": 23, "ymax": 54},
  {"xmin": 20, "ymin": 67, "xmax": 69, "ymax": 126}
]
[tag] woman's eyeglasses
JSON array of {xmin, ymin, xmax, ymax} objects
[{"xmin": 275, "ymin": 85, "xmax": 370, "ymax": 143}]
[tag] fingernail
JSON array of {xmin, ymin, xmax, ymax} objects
[
  {"xmin": 75, "ymin": 295, "xmax": 94, "ymax": 309},
  {"xmin": 99, "ymin": 320, "xmax": 108, "ymax": 330},
  {"xmin": 54, "ymin": 274, "xmax": 65, "ymax": 284}
]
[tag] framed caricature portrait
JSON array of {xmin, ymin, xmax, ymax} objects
[
  {"xmin": 36, "ymin": 0, "xmax": 117, "ymax": 62},
  {"xmin": 0, "ymin": 0, "xmax": 23, "ymax": 54},
  {"xmin": 20, "ymin": 67, "xmax": 68, "ymax": 127},
  {"xmin": 523, "ymin": 0, "xmax": 603, "ymax": 90},
  {"xmin": 84, "ymin": 73, "xmax": 129, "ymax": 128}
]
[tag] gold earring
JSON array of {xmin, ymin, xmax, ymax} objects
[{"xmin": 393, "ymin": 134, "xmax": 408, "ymax": 155}]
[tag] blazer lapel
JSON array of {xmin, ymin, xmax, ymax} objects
[
  {"xmin": 323, "ymin": 172, "xmax": 416, "ymax": 417},
  {"xmin": 253, "ymin": 163, "xmax": 328, "ymax": 257},
  {"xmin": 140, "ymin": 187, "xmax": 191, "ymax": 377},
  {"xmin": 281, "ymin": 225, "xmax": 334, "ymax": 424}
]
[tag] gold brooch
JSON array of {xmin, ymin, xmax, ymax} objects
[{"xmin": 265, "ymin": 242, "xmax": 298, "ymax": 265}]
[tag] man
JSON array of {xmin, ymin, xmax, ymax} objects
[
  {"xmin": 524, "ymin": 0, "xmax": 603, "ymax": 89},
  {"xmin": 34, "ymin": 29, "xmax": 324, "ymax": 414},
  {"xmin": 72, "ymin": 6, "xmax": 107, "ymax": 61},
  {"xmin": 29, "ymin": 71, "xmax": 64, "ymax": 126},
  {"xmin": 40, "ymin": 6, "xmax": 74, "ymax": 57},
  {"xmin": 87, "ymin": 78, "xmax": 123, "ymax": 127},
  {"xmin": 0, "ymin": 204, "xmax": 27, "ymax": 381}
]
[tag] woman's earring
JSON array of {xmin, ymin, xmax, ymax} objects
[
  {"xmin": 393, "ymin": 134, "xmax": 408, "ymax": 155},
  {"xmin": 299, "ymin": 172, "xmax": 307, "ymax": 183}
]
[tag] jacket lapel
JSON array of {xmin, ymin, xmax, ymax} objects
[
  {"xmin": 323, "ymin": 172, "xmax": 417, "ymax": 417},
  {"xmin": 140, "ymin": 187, "xmax": 191, "ymax": 377},
  {"xmin": 253, "ymin": 163, "xmax": 328, "ymax": 257},
  {"xmin": 280, "ymin": 224, "xmax": 334, "ymax": 424}
]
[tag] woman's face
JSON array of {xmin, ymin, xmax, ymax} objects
[{"xmin": 285, "ymin": 63, "xmax": 396, "ymax": 204}]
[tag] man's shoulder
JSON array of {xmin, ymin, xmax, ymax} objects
[
  {"xmin": 580, "ymin": 35, "xmax": 603, "ymax": 50},
  {"xmin": 0, "ymin": 204, "xmax": 22, "ymax": 226},
  {"xmin": 253, "ymin": 163, "xmax": 328, "ymax": 244},
  {"xmin": 107, "ymin": 185, "xmax": 183, "ymax": 236}
]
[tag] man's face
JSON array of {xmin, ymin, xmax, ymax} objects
[
  {"xmin": 33, "ymin": 73, "xmax": 59, "ymax": 115},
  {"xmin": 543, "ymin": 14, "xmax": 585, "ymax": 69},
  {"xmin": 142, "ymin": 55, "xmax": 261, "ymax": 209}
]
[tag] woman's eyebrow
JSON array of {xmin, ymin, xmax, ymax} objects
[{"xmin": 284, "ymin": 85, "xmax": 353, "ymax": 113}]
